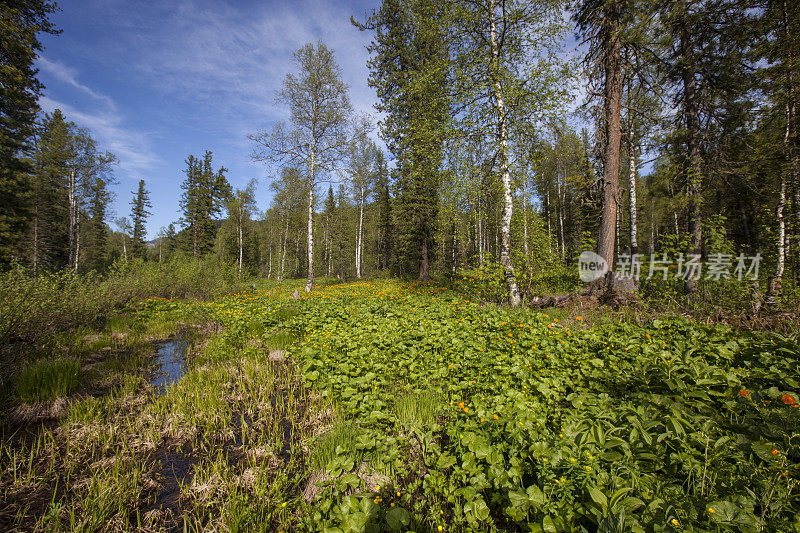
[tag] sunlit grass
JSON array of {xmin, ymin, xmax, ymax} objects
[{"xmin": 395, "ymin": 390, "xmax": 445, "ymax": 431}]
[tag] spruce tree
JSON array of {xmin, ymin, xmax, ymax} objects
[
  {"xmin": 356, "ymin": 0, "xmax": 450, "ymax": 280},
  {"xmin": 0, "ymin": 0, "xmax": 59, "ymax": 266},
  {"xmin": 179, "ymin": 151, "xmax": 230, "ymax": 255},
  {"xmin": 375, "ymin": 151, "xmax": 393, "ymax": 271},
  {"xmin": 85, "ymin": 176, "xmax": 113, "ymax": 271},
  {"xmin": 130, "ymin": 179, "xmax": 152, "ymax": 258}
]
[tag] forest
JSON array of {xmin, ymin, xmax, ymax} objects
[{"xmin": 1, "ymin": 0, "xmax": 799, "ymax": 531}]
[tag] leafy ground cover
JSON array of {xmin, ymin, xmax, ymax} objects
[{"xmin": 1, "ymin": 279, "xmax": 799, "ymax": 532}]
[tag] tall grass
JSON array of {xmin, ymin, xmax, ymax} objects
[{"xmin": 16, "ymin": 359, "xmax": 81, "ymax": 402}]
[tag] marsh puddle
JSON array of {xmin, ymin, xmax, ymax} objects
[{"xmin": 151, "ymin": 334, "xmax": 190, "ymax": 393}]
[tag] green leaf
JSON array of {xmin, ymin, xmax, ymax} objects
[
  {"xmin": 385, "ymin": 507, "xmax": 410, "ymax": 531},
  {"xmin": 587, "ymin": 486, "xmax": 608, "ymax": 510},
  {"xmin": 527, "ymin": 485, "xmax": 548, "ymax": 508},
  {"xmin": 508, "ymin": 490, "xmax": 531, "ymax": 511}
]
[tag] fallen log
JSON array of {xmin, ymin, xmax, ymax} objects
[{"xmin": 528, "ymin": 272, "xmax": 637, "ymax": 310}]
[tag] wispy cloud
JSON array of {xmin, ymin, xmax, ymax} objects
[
  {"xmin": 38, "ymin": 95, "xmax": 161, "ymax": 177},
  {"xmin": 100, "ymin": 0, "xmax": 378, "ymax": 133},
  {"xmin": 37, "ymin": 57, "xmax": 116, "ymax": 108}
]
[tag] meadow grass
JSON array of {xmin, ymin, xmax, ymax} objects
[
  {"xmin": 16, "ymin": 358, "xmax": 81, "ymax": 403},
  {"xmin": 395, "ymin": 389, "xmax": 445, "ymax": 431}
]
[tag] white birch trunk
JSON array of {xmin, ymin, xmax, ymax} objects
[
  {"xmin": 628, "ymin": 136, "xmax": 639, "ymax": 254},
  {"xmin": 305, "ymin": 151, "xmax": 315, "ymax": 293},
  {"xmin": 356, "ymin": 187, "xmax": 364, "ymax": 278},
  {"xmin": 522, "ymin": 178, "xmax": 530, "ymax": 266},
  {"xmin": 74, "ymin": 220, "xmax": 80, "ymax": 271},
  {"xmin": 238, "ymin": 217, "xmax": 243, "ymax": 277},
  {"xmin": 280, "ymin": 210, "xmax": 287, "ymax": 281},
  {"xmin": 68, "ymin": 169, "xmax": 76, "ymax": 270},
  {"xmin": 489, "ymin": 0, "xmax": 520, "ymax": 306},
  {"xmin": 546, "ymin": 190, "xmax": 552, "ymax": 256},
  {"xmin": 268, "ymin": 242, "xmax": 273, "ymax": 279}
]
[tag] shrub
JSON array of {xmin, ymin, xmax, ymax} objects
[{"xmin": 0, "ymin": 257, "xmax": 244, "ymax": 356}]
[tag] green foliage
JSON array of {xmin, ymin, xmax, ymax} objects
[
  {"xmin": 16, "ymin": 358, "xmax": 81, "ymax": 402},
  {"xmin": 0, "ymin": 258, "xmax": 240, "ymax": 356},
  {"xmin": 179, "ymin": 151, "xmax": 231, "ymax": 256},
  {"xmin": 395, "ymin": 389, "xmax": 444, "ymax": 431},
  {"xmin": 357, "ymin": 0, "xmax": 450, "ymax": 279},
  {"xmin": 264, "ymin": 330, "xmax": 294, "ymax": 351},
  {"xmin": 453, "ymin": 260, "xmax": 506, "ymax": 303},
  {"xmin": 311, "ymin": 420, "xmax": 362, "ymax": 470},
  {"xmin": 292, "ymin": 280, "xmax": 800, "ymax": 531},
  {"xmin": 0, "ymin": 0, "xmax": 60, "ymax": 267},
  {"xmin": 129, "ymin": 179, "xmax": 152, "ymax": 258}
]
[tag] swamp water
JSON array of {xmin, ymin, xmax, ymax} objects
[{"xmin": 150, "ymin": 334, "xmax": 191, "ymax": 393}]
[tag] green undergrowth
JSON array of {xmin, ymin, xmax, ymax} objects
[{"xmin": 2, "ymin": 278, "xmax": 799, "ymax": 532}]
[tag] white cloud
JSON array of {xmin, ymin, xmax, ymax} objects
[
  {"xmin": 38, "ymin": 95, "xmax": 161, "ymax": 177},
  {"xmin": 37, "ymin": 57, "xmax": 117, "ymax": 109}
]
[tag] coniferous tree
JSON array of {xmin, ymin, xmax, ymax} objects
[
  {"xmin": 27, "ymin": 110, "xmax": 116, "ymax": 273},
  {"xmin": 179, "ymin": 151, "xmax": 231, "ymax": 256},
  {"xmin": 84, "ymin": 175, "xmax": 114, "ymax": 271},
  {"xmin": 375, "ymin": 151, "xmax": 393, "ymax": 271},
  {"xmin": 0, "ymin": 0, "xmax": 59, "ymax": 267},
  {"xmin": 356, "ymin": 0, "xmax": 450, "ymax": 280},
  {"xmin": 129, "ymin": 179, "xmax": 152, "ymax": 258},
  {"xmin": 27, "ymin": 110, "xmax": 73, "ymax": 272}
]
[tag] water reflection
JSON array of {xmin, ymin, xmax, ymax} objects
[{"xmin": 151, "ymin": 334, "xmax": 190, "ymax": 393}]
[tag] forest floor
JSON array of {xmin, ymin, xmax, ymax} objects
[{"xmin": 1, "ymin": 279, "xmax": 799, "ymax": 532}]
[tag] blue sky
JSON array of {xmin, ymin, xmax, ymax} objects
[{"xmin": 36, "ymin": 0, "xmax": 382, "ymax": 239}]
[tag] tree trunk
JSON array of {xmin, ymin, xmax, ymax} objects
[
  {"xmin": 74, "ymin": 219, "xmax": 80, "ymax": 271},
  {"xmin": 616, "ymin": 198, "xmax": 621, "ymax": 257},
  {"xmin": 558, "ymin": 183, "xmax": 566, "ymax": 259},
  {"xmin": 33, "ymin": 210, "xmax": 39, "ymax": 278},
  {"xmin": 268, "ymin": 240, "xmax": 273, "ymax": 279},
  {"xmin": 489, "ymin": 0, "xmax": 520, "ymax": 306},
  {"xmin": 238, "ymin": 216, "xmax": 243, "ymax": 277},
  {"xmin": 452, "ymin": 224, "xmax": 457, "ymax": 274},
  {"xmin": 546, "ymin": 189, "xmax": 552, "ymax": 256},
  {"xmin": 596, "ymin": 1, "xmax": 622, "ymax": 272},
  {"xmin": 770, "ymin": 99, "xmax": 794, "ymax": 301},
  {"xmin": 280, "ymin": 210, "xmax": 287, "ymax": 281},
  {"xmin": 679, "ymin": 2, "xmax": 702, "ymax": 295},
  {"xmin": 628, "ymin": 132, "xmax": 639, "ymax": 255},
  {"xmin": 122, "ymin": 232, "xmax": 127, "ymax": 262},
  {"xmin": 419, "ymin": 238, "xmax": 430, "ymax": 281},
  {"xmin": 478, "ymin": 203, "xmax": 484, "ymax": 267},
  {"xmin": 305, "ymin": 162, "xmax": 315, "ymax": 292},
  {"xmin": 356, "ymin": 188, "xmax": 364, "ymax": 279},
  {"xmin": 522, "ymin": 178, "xmax": 530, "ymax": 267},
  {"xmin": 649, "ymin": 198, "xmax": 655, "ymax": 254},
  {"xmin": 68, "ymin": 169, "xmax": 76, "ymax": 270}
]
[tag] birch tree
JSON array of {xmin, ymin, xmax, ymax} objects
[
  {"xmin": 448, "ymin": 0, "xmax": 570, "ymax": 305},
  {"xmin": 225, "ymin": 179, "xmax": 258, "ymax": 276},
  {"xmin": 346, "ymin": 120, "xmax": 378, "ymax": 279},
  {"xmin": 249, "ymin": 42, "xmax": 352, "ymax": 292}
]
